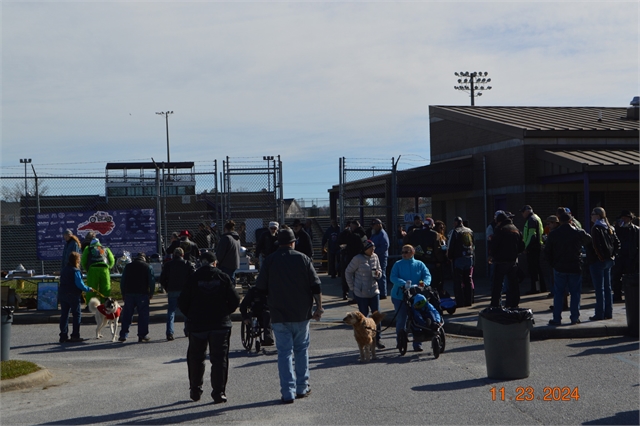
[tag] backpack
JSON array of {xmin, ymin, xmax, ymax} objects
[{"xmin": 89, "ymin": 245, "xmax": 108, "ymax": 266}]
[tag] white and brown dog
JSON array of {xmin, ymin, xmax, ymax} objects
[
  {"xmin": 88, "ymin": 297, "xmax": 122, "ymax": 342},
  {"xmin": 343, "ymin": 311, "xmax": 386, "ymax": 362}
]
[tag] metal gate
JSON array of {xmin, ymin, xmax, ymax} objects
[{"xmin": 221, "ymin": 156, "xmax": 283, "ymax": 247}]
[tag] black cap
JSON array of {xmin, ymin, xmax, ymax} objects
[
  {"xmin": 278, "ymin": 228, "xmax": 296, "ymax": 245},
  {"xmin": 200, "ymin": 251, "xmax": 217, "ymax": 263},
  {"xmin": 134, "ymin": 252, "xmax": 147, "ymax": 262},
  {"xmin": 520, "ymin": 205, "xmax": 532, "ymax": 212},
  {"xmin": 495, "ymin": 213, "xmax": 508, "ymax": 223},
  {"xmin": 292, "ymin": 218, "xmax": 302, "ymax": 227}
]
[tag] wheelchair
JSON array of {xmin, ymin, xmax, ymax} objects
[{"xmin": 241, "ymin": 310, "xmax": 265, "ymax": 353}]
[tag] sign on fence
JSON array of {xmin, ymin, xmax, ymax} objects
[{"xmin": 36, "ymin": 209, "xmax": 157, "ymax": 260}]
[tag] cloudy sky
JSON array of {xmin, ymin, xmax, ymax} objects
[{"xmin": 2, "ymin": 1, "xmax": 637, "ymax": 203}]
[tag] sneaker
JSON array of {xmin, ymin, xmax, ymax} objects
[
  {"xmin": 414, "ymin": 346, "xmax": 423, "ymax": 352},
  {"xmin": 589, "ymin": 316, "xmax": 603, "ymax": 321},
  {"xmin": 59, "ymin": 336, "xmax": 69, "ymax": 344},
  {"xmin": 118, "ymin": 336, "xmax": 127, "ymax": 342},
  {"xmin": 376, "ymin": 342, "xmax": 386, "ymax": 350},
  {"xmin": 379, "ymin": 295, "xmax": 387, "ymax": 300},
  {"xmin": 138, "ymin": 336, "xmax": 151, "ymax": 343},
  {"xmin": 281, "ymin": 397, "xmax": 294, "ymax": 404},
  {"xmin": 166, "ymin": 334, "xmax": 174, "ymax": 341},
  {"xmin": 262, "ymin": 338, "xmax": 275, "ymax": 346},
  {"xmin": 190, "ymin": 388, "xmax": 203, "ymax": 402},
  {"xmin": 548, "ymin": 320, "xmax": 561, "ymax": 326},
  {"xmin": 571, "ymin": 319, "xmax": 581, "ymax": 325},
  {"xmin": 296, "ymin": 389, "xmax": 311, "ymax": 399},
  {"xmin": 212, "ymin": 392, "xmax": 227, "ymax": 404},
  {"xmin": 68, "ymin": 337, "xmax": 85, "ymax": 343}
]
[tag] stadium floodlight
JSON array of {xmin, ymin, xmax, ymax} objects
[
  {"xmin": 156, "ymin": 111, "xmax": 174, "ymax": 164},
  {"xmin": 453, "ymin": 71, "xmax": 493, "ymax": 105}
]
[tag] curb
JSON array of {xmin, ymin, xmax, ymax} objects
[{"xmin": 1, "ymin": 366, "xmax": 53, "ymax": 392}]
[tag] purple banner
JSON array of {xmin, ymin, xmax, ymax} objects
[{"xmin": 36, "ymin": 209, "xmax": 157, "ymax": 261}]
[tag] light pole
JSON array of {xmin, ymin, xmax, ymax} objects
[
  {"xmin": 156, "ymin": 111, "xmax": 174, "ymax": 163},
  {"xmin": 454, "ymin": 71, "xmax": 492, "ymax": 106},
  {"xmin": 19, "ymin": 158, "xmax": 31, "ymax": 196}
]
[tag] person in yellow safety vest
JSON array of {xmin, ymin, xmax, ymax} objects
[{"xmin": 520, "ymin": 205, "xmax": 546, "ymax": 295}]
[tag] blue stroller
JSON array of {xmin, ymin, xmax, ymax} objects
[{"xmin": 397, "ymin": 286, "xmax": 446, "ymax": 359}]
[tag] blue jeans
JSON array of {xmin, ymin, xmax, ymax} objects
[
  {"xmin": 119, "ymin": 294, "xmax": 150, "ymax": 339},
  {"xmin": 272, "ymin": 321, "xmax": 311, "ymax": 401},
  {"xmin": 355, "ymin": 294, "xmax": 381, "ymax": 342},
  {"xmin": 378, "ymin": 256, "xmax": 388, "ymax": 297},
  {"xmin": 59, "ymin": 293, "xmax": 83, "ymax": 339},
  {"xmin": 552, "ymin": 270, "xmax": 582, "ymax": 323},
  {"xmin": 590, "ymin": 260, "xmax": 614, "ymax": 319},
  {"xmin": 392, "ymin": 297, "xmax": 420, "ymax": 349},
  {"xmin": 166, "ymin": 291, "xmax": 183, "ymax": 336}
]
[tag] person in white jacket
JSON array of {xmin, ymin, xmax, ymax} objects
[{"xmin": 345, "ymin": 240, "xmax": 385, "ymax": 349}]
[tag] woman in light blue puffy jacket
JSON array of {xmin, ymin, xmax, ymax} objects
[{"xmin": 345, "ymin": 240, "xmax": 384, "ymax": 349}]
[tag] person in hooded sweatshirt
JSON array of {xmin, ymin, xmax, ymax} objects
[{"xmin": 215, "ymin": 220, "xmax": 241, "ymax": 281}]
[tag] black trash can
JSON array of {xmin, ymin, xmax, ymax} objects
[
  {"xmin": 623, "ymin": 273, "xmax": 639, "ymax": 338},
  {"xmin": 478, "ymin": 307, "xmax": 535, "ymax": 380},
  {"xmin": 1, "ymin": 306, "xmax": 15, "ymax": 361}
]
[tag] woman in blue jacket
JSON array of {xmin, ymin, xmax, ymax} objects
[{"xmin": 390, "ymin": 245, "xmax": 431, "ymax": 351}]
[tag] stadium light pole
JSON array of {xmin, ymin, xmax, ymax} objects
[
  {"xmin": 156, "ymin": 111, "xmax": 174, "ymax": 164},
  {"xmin": 19, "ymin": 158, "xmax": 31, "ymax": 196},
  {"xmin": 454, "ymin": 71, "xmax": 492, "ymax": 106}
]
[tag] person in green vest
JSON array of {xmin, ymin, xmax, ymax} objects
[{"xmin": 521, "ymin": 205, "xmax": 546, "ymax": 294}]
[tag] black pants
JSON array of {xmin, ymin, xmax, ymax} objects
[
  {"xmin": 453, "ymin": 268, "xmax": 473, "ymax": 307},
  {"xmin": 425, "ymin": 263, "xmax": 443, "ymax": 295},
  {"xmin": 611, "ymin": 256, "xmax": 634, "ymax": 299},
  {"xmin": 491, "ymin": 262, "xmax": 519, "ymax": 308},
  {"xmin": 187, "ymin": 329, "xmax": 231, "ymax": 396},
  {"xmin": 327, "ymin": 250, "xmax": 340, "ymax": 278},
  {"xmin": 526, "ymin": 248, "xmax": 547, "ymax": 292}
]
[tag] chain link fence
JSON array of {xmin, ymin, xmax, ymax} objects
[
  {"xmin": 221, "ymin": 156, "xmax": 283, "ymax": 247},
  {"xmin": 1, "ymin": 162, "xmax": 219, "ymax": 275}
]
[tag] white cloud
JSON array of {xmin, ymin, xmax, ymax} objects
[{"xmin": 2, "ymin": 1, "xmax": 637, "ymax": 200}]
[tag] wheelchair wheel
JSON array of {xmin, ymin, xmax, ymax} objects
[
  {"xmin": 439, "ymin": 328, "xmax": 446, "ymax": 353},
  {"xmin": 398, "ymin": 330, "xmax": 408, "ymax": 356},
  {"xmin": 446, "ymin": 308, "xmax": 456, "ymax": 315},
  {"xmin": 241, "ymin": 322, "xmax": 254, "ymax": 351},
  {"xmin": 432, "ymin": 336, "xmax": 440, "ymax": 359}
]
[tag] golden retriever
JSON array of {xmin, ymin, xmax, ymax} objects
[{"xmin": 343, "ymin": 311, "xmax": 386, "ymax": 362}]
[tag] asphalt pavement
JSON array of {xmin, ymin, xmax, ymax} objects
[{"xmin": 10, "ymin": 272, "xmax": 634, "ymax": 340}]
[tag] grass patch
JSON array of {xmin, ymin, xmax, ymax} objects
[{"xmin": 1, "ymin": 360, "xmax": 41, "ymax": 380}]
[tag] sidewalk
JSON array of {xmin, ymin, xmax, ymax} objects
[{"xmin": 11, "ymin": 273, "xmax": 632, "ymax": 340}]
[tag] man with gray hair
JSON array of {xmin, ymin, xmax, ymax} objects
[{"xmin": 256, "ymin": 221, "xmax": 280, "ymax": 265}]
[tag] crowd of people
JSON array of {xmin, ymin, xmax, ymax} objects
[{"xmin": 54, "ymin": 206, "xmax": 638, "ymax": 403}]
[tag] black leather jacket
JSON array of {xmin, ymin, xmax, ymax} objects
[{"xmin": 545, "ymin": 223, "xmax": 592, "ymax": 274}]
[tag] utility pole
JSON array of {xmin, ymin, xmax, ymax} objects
[
  {"xmin": 155, "ymin": 111, "xmax": 174, "ymax": 163},
  {"xmin": 454, "ymin": 71, "xmax": 492, "ymax": 106},
  {"xmin": 19, "ymin": 158, "xmax": 31, "ymax": 196}
]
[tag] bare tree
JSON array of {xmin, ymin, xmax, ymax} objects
[{"xmin": 0, "ymin": 181, "xmax": 49, "ymax": 202}]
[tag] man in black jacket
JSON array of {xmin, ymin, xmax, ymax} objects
[
  {"xmin": 489, "ymin": 213, "xmax": 525, "ymax": 308},
  {"xmin": 545, "ymin": 214, "xmax": 592, "ymax": 326},
  {"xmin": 255, "ymin": 228, "xmax": 323, "ymax": 404},
  {"xmin": 118, "ymin": 253, "xmax": 155, "ymax": 343},
  {"xmin": 292, "ymin": 219, "xmax": 314, "ymax": 258},
  {"xmin": 447, "ymin": 217, "xmax": 475, "ymax": 307},
  {"xmin": 612, "ymin": 210, "xmax": 639, "ymax": 302},
  {"xmin": 178, "ymin": 251, "xmax": 240, "ymax": 404},
  {"xmin": 160, "ymin": 247, "xmax": 195, "ymax": 341}
]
